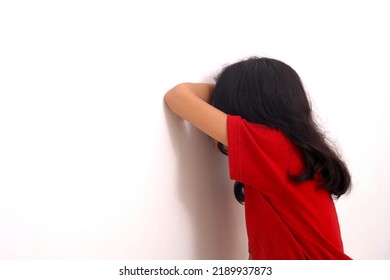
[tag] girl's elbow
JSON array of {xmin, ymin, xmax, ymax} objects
[
  {"xmin": 164, "ymin": 87, "xmax": 177, "ymax": 108},
  {"xmin": 164, "ymin": 83, "xmax": 188, "ymax": 106}
]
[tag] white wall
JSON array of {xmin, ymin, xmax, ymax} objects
[{"xmin": 0, "ymin": 0, "xmax": 389, "ymax": 259}]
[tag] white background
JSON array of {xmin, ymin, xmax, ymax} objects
[{"xmin": 0, "ymin": 0, "xmax": 389, "ymax": 259}]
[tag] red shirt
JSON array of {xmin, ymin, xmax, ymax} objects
[{"xmin": 227, "ymin": 115, "xmax": 351, "ymax": 260}]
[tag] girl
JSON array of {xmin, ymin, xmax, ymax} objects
[{"xmin": 164, "ymin": 57, "xmax": 352, "ymax": 260}]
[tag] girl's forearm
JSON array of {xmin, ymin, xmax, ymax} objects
[
  {"xmin": 165, "ymin": 83, "xmax": 215, "ymax": 104},
  {"xmin": 164, "ymin": 83, "xmax": 215, "ymax": 118},
  {"xmin": 164, "ymin": 83, "xmax": 228, "ymax": 145}
]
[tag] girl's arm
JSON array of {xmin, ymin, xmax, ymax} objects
[{"xmin": 164, "ymin": 83, "xmax": 228, "ymax": 146}]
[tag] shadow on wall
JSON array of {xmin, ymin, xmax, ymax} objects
[{"xmin": 164, "ymin": 104, "xmax": 247, "ymax": 260}]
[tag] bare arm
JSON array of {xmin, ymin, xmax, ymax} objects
[{"xmin": 164, "ymin": 83, "xmax": 228, "ymax": 146}]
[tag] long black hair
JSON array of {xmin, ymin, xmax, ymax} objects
[{"xmin": 212, "ymin": 57, "xmax": 351, "ymax": 203}]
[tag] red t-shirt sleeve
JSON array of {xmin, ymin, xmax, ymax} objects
[{"xmin": 227, "ymin": 115, "xmax": 290, "ymax": 198}]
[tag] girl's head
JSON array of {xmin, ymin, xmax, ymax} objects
[
  {"xmin": 213, "ymin": 57, "xmax": 351, "ymax": 199},
  {"xmin": 212, "ymin": 57, "xmax": 311, "ymax": 129}
]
